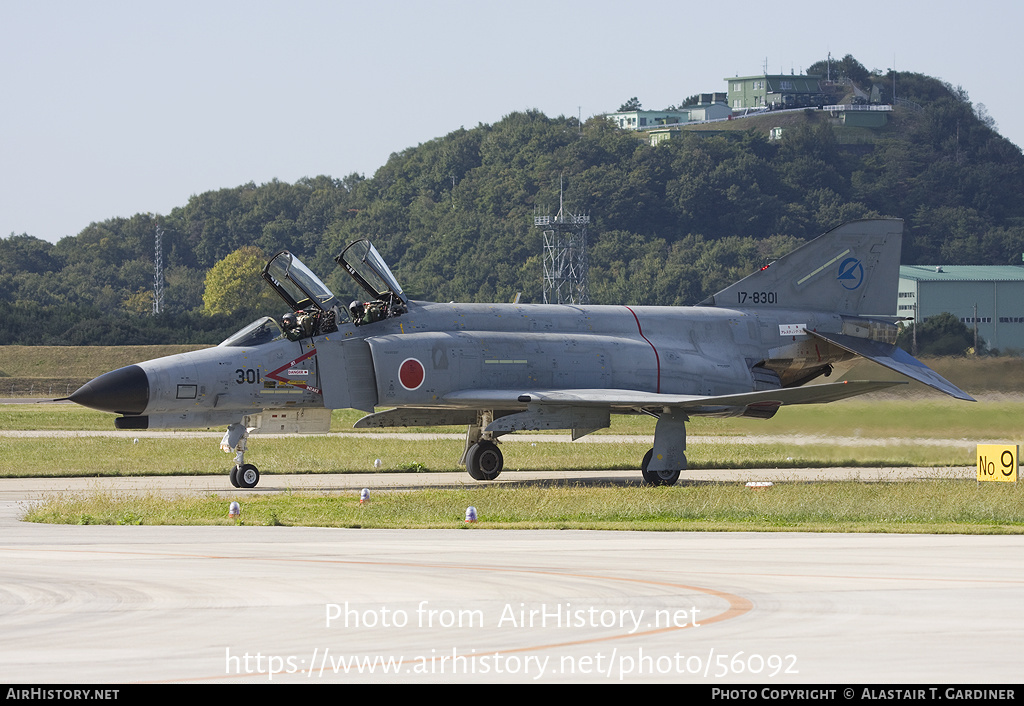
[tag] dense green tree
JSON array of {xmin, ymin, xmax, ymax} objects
[
  {"xmin": 202, "ymin": 246, "xmax": 280, "ymax": 320},
  {"xmin": 0, "ymin": 233, "xmax": 62, "ymax": 276},
  {"xmin": 897, "ymin": 312, "xmax": 985, "ymax": 356},
  {"xmin": 807, "ymin": 54, "xmax": 870, "ymax": 86}
]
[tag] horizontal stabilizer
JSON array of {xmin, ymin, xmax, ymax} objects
[{"xmin": 806, "ymin": 330, "xmax": 975, "ymax": 401}]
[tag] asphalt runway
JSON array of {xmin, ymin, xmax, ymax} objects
[{"xmin": 2, "ymin": 468, "xmax": 1022, "ymax": 685}]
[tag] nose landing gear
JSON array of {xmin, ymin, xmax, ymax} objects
[
  {"xmin": 223, "ymin": 422, "xmax": 260, "ymax": 488},
  {"xmin": 230, "ymin": 463, "xmax": 261, "ymax": 488}
]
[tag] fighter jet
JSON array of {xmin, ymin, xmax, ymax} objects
[{"xmin": 67, "ymin": 219, "xmax": 972, "ymax": 487}]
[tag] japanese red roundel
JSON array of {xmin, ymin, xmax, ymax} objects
[{"xmin": 399, "ymin": 358, "xmax": 425, "ymax": 390}]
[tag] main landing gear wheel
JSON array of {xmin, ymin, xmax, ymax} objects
[
  {"xmin": 234, "ymin": 463, "xmax": 260, "ymax": 489},
  {"xmin": 640, "ymin": 448, "xmax": 681, "ymax": 486},
  {"xmin": 466, "ymin": 441, "xmax": 503, "ymax": 481}
]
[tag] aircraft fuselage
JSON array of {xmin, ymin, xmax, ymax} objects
[
  {"xmin": 83, "ymin": 301, "xmax": 859, "ymax": 431},
  {"xmin": 67, "ymin": 220, "xmax": 972, "ymax": 487}
]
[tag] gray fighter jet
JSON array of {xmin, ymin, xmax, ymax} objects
[{"xmin": 67, "ymin": 219, "xmax": 972, "ymax": 487}]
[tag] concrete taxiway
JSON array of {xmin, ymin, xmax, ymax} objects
[{"xmin": 2, "ymin": 468, "xmax": 1021, "ymax": 684}]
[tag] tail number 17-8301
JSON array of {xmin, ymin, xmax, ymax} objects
[{"xmin": 738, "ymin": 291, "xmax": 778, "ymax": 304}]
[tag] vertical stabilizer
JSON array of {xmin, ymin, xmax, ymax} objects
[{"xmin": 701, "ymin": 219, "xmax": 903, "ymax": 316}]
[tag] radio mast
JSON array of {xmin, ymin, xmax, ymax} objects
[
  {"xmin": 152, "ymin": 221, "xmax": 165, "ymax": 315},
  {"xmin": 534, "ymin": 178, "xmax": 590, "ymax": 305}
]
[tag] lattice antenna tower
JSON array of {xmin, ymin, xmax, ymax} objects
[
  {"xmin": 534, "ymin": 177, "xmax": 590, "ymax": 305},
  {"xmin": 152, "ymin": 220, "xmax": 165, "ymax": 315}
]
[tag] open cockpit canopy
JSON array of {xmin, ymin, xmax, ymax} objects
[
  {"xmin": 262, "ymin": 251, "xmax": 340, "ymax": 313},
  {"xmin": 335, "ymin": 239, "xmax": 407, "ymax": 310}
]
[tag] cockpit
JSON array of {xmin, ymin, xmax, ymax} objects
[
  {"xmin": 262, "ymin": 251, "xmax": 340, "ymax": 313},
  {"xmin": 335, "ymin": 239, "xmax": 408, "ymax": 322},
  {"xmin": 218, "ymin": 316, "xmax": 283, "ymax": 348},
  {"xmin": 225, "ymin": 239, "xmax": 408, "ymax": 345}
]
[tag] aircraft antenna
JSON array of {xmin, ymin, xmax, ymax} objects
[
  {"xmin": 535, "ymin": 176, "xmax": 590, "ymax": 305},
  {"xmin": 152, "ymin": 220, "xmax": 165, "ymax": 315}
]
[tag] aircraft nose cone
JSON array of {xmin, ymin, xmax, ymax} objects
[{"xmin": 68, "ymin": 365, "xmax": 150, "ymax": 415}]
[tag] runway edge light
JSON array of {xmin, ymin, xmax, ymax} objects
[{"xmin": 976, "ymin": 444, "xmax": 1018, "ymax": 483}]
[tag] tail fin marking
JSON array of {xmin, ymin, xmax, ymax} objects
[{"xmin": 702, "ymin": 219, "xmax": 903, "ymax": 317}]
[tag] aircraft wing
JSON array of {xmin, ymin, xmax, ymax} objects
[
  {"xmin": 441, "ymin": 379, "xmax": 905, "ymax": 415},
  {"xmin": 805, "ymin": 330, "xmax": 975, "ymax": 401}
]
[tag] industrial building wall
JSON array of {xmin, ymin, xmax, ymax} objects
[{"xmin": 917, "ymin": 280, "xmax": 1024, "ymax": 353}]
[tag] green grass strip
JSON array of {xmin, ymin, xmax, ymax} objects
[
  {"xmin": 24, "ymin": 481, "xmax": 1024, "ymax": 533},
  {"xmin": 0, "ymin": 435, "xmax": 973, "ymax": 478}
]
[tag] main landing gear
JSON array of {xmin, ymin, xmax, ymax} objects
[
  {"xmin": 640, "ymin": 448, "xmax": 681, "ymax": 486},
  {"xmin": 462, "ymin": 414, "xmax": 504, "ymax": 481},
  {"xmin": 639, "ymin": 412, "xmax": 687, "ymax": 486},
  {"xmin": 466, "ymin": 440, "xmax": 503, "ymax": 480},
  {"xmin": 223, "ymin": 422, "xmax": 261, "ymax": 489},
  {"xmin": 456, "ymin": 410, "xmax": 688, "ymax": 485}
]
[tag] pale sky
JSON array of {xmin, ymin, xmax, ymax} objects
[{"xmin": 2, "ymin": 0, "xmax": 1021, "ymax": 243}]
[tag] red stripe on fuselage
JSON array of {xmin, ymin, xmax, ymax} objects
[
  {"xmin": 624, "ymin": 306, "xmax": 660, "ymax": 393},
  {"xmin": 267, "ymin": 348, "xmax": 322, "ymax": 395}
]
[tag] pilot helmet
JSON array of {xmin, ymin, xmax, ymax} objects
[
  {"xmin": 349, "ymin": 300, "xmax": 365, "ymax": 319},
  {"xmin": 282, "ymin": 312, "xmax": 297, "ymax": 328}
]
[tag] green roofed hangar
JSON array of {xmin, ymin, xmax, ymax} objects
[{"xmin": 899, "ymin": 265, "xmax": 1024, "ymax": 353}]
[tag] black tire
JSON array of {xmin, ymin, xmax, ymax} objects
[
  {"xmin": 229, "ymin": 466, "xmax": 240, "ymax": 488},
  {"xmin": 236, "ymin": 463, "xmax": 260, "ymax": 489},
  {"xmin": 466, "ymin": 460, "xmax": 486, "ymax": 481},
  {"xmin": 640, "ymin": 448, "xmax": 681, "ymax": 486},
  {"xmin": 466, "ymin": 441, "xmax": 503, "ymax": 481}
]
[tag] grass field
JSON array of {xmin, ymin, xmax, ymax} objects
[
  {"xmin": 0, "ymin": 396, "xmax": 1012, "ymax": 478},
  {"xmin": 5, "ymin": 348, "xmax": 1022, "ymax": 532},
  {"xmin": 24, "ymin": 482, "xmax": 1024, "ymax": 534},
  {"xmin": 10, "ymin": 396, "xmax": 1023, "ymax": 533},
  {"xmin": 0, "ymin": 344, "xmax": 205, "ymax": 397},
  {"xmin": 0, "ymin": 434, "xmax": 979, "ymax": 478}
]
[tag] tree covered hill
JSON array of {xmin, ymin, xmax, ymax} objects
[{"xmin": 2, "ymin": 64, "xmax": 1023, "ymax": 345}]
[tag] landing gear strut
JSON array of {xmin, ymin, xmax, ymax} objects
[
  {"xmin": 640, "ymin": 412, "xmax": 687, "ymax": 486},
  {"xmin": 223, "ymin": 422, "xmax": 260, "ymax": 489},
  {"xmin": 462, "ymin": 413, "xmax": 503, "ymax": 481}
]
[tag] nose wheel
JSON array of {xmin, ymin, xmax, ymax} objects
[
  {"xmin": 223, "ymin": 422, "xmax": 260, "ymax": 488},
  {"xmin": 229, "ymin": 463, "xmax": 260, "ymax": 488}
]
